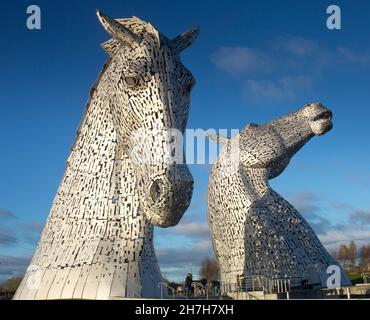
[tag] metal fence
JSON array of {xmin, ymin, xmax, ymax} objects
[
  {"xmin": 361, "ymin": 273, "xmax": 370, "ymax": 284},
  {"xmin": 221, "ymin": 275, "xmax": 313, "ymax": 295}
]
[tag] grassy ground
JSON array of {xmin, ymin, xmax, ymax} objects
[{"xmin": 348, "ymin": 272, "xmax": 365, "ymax": 285}]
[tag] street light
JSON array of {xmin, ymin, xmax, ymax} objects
[{"xmin": 185, "ymin": 263, "xmax": 192, "ymax": 274}]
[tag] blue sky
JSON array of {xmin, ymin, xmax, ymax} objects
[{"xmin": 1, "ymin": 0, "xmax": 370, "ymax": 282}]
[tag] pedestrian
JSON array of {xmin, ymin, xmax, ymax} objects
[{"xmin": 185, "ymin": 273, "xmax": 192, "ymax": 297}]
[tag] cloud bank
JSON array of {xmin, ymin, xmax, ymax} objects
[
  {"xmin": 211, "ymin": 36, "xmax": 370, "ymax": 103},
  {"xmin": 288, "ymin": 192, "xmax": 370, "ymax": 250}
]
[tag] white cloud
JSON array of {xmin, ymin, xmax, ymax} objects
[
  {"xmin": 174, "ymin": 222, "xmax": 210, "ymax": 238},
  {"xmin": 244, "ymin": 75, "xmax": 313, "ymax": 103},
  {"xmin": 210, "ymin": 46, "xmax": 272, "ymax": 76},
  {"xmin": 319, "ymin": 229, "xmax": 370, "ymax": 250},
  {"xmin": 288, "ymin": 191, "xmax": 320, "ymax": 216},
  {"xmin": 211, "ymin": 35, "xmax": 370, "ymax": 103},
  {"xmin": 155, "ymin": 220, "xmax": 214, "ymax": 280},
  {"xmin": 0, "ymin": 209, "xmax": 16, "ymax": 219},
  {"xmin": 0, "ymin": 227, "xmax": 18, "ymax": 246},
  {"xmin": 156, "ymin": 239, "xmax": 214, "ymax": 280},
  {"xmin": 336, "ymin": 47, "xmax": 370, "ymax": 66},
  {"xmin": 273, "ymin": 36, "xmax": 322, "ymax": 58},
  {"xmin": 350, "ymin": 210, "xmax": 370, "ymax": 225},
  {"xmin": 0, "ymin": 255, "xmax": 31, "ymax": 283},
  {"xmin": 286, "ymin": 192, "xmax": 370, "ymax": 251}
]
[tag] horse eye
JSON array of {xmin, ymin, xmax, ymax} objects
[{"xmin": 124, "ymin": 76, "xmax": 138, "ymax": 88}]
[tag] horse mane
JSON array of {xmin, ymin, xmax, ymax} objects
[
  {"xmin": 116, "ymin": 16, "xmax": 160, "ymax": 42},
  {"xmin": 69, "ymin": 57, "xmax": 112, "ymax": 153}
]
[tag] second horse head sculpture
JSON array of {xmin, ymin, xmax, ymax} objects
[{"xmin": 208, "ymin": 103, "xmax": 351, "ymax": 288}]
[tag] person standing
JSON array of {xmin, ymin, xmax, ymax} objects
[{"xmin": 185, "ymin": 273, "xmax": 193, "ymax": 297}]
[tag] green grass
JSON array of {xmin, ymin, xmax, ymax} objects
[{"xmin": 348, "ymin": 272, "xmax": 364, "ymax": 285}]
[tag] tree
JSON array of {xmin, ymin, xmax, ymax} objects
[
  {"xmin": 338, "ymin": 244, "xmax": 349, "ymax": 269},
  {"xmin": 330, "ymin": 249, "xmax": 338, "ymax": 259},
  {"xmin": 360, "ymin": 244, "xmax": 370, "ymax": 272},
  {"xmin": 0, "ymin": 277, "xmax": 22, "ymax": 295},
  {"xmin": 366, "ymin": 244, "xmax": 370, "ymax": 271},
  {"xmin": 348, "ymin": 240, "xmax": 357, "ymax": 271},
  {"xmin": 199, "ymin": 257, "xmax": 220, "ymax": 283}
]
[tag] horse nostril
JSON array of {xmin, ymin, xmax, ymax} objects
[{"xmin": 150, "ymin": 180, "xmax": 162, "ymax": 202}]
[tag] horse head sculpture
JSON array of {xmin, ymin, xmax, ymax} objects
[
  {"xmin": 208, "ymin": 103, "xmax": 350, "ymax": 288},
  {"xmin": 14, "ymin": 11, "xmax": 199, "ymax": 300},
  {"xmin": 97, "ymin": 11, "xmax": 197, "ymax": 226}
]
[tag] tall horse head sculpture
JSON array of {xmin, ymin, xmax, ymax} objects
[
  {"xmin": 14, "ymin": 11, "xmax": 198, "ymax": 300},
  {"xmin": 208, "ymin": 103, "xmax": 351, "ymax": 289}
]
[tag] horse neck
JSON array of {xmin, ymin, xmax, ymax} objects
[
  {"xmin": 215, "ymin": 143, "xmax": 270, "ymax": 201},
  {"xmin": 16, "ymin": 59, "xmax": 164, "ymax": 300},
  {"xmin": 269, "ymin": 113, "xmax": 314, "ymax": 154},
  {"xmin": 50, "ymin": 62, "xmax": 152, "ymax": 244},
  {"xmin": 61, "ymin": 85, "xmax": 118, "ymax": 215},
  {"xmin": 238, "ymin": 166, "xmax": 270, "ymax": 200}
]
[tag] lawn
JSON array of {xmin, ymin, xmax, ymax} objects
[{"xmin": 348, "ymin": 272, "xmax": 365, "ymax": 285}]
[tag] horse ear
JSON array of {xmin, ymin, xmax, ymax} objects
[
  {"xmin": 172, "ymin": 26, "xmax": 199, "ymax": 53},
  {"xmin": 101, "ymin": 38, "xmax": 122, "ymax": 56},
  {"xmin": 96, "ymin": 10, "xmax": 141, "ymax": 47}
]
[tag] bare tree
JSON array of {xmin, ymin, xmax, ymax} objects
[
  {"xmin": 0, "ymin": 277, "xmax": 23, "ymax": 295},
  {"xmin": 330, "ymin": 249, "xmax": 338, "ymax": 259},
  {"xmin": 338, "ymin": 244, "xmax": 349, "ymax": 269},
  {"xmin": 199, "ymin": 257, "xmax": 220, "ymax": 283},
  {"xmin": 366, "ymin": 245, "xmax": 370, "ymax": 271},
  {"xmin": 360, "ymin": 244, "xmax": 370, "ymax": 272},
  {"xmin": 348, "ymin": 240, "xmax": 357, "ymax": 271}
]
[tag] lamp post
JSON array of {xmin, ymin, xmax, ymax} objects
[{"xmin": 185, "ymin": 263, "xmax": 192, "ymax": 274}]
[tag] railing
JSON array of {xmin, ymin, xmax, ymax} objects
[
  {"xmin": 221, "ymin": 276, "xmax": 265, "ymax": 293},
  {"xmin": 265, "ymin": 278, "xmax": 291, "ymax": 294},
  {"xmin": 287, "ymin": 276, "xmax": 315, "ymax": 290},
  {"xmin": 158, "ymin": 282, "xmax": 176, "ymax": 299},
  {"xmin": 221, "ymin": 274, "xmax": 313, "ymax": 299},
  {"xmin": 244, "ymin": 292, "xmax": 260, "ymax": 300},
  {"xmin": 191, "ymin": 282, "xmax": 208, "ymax": 299},
  {"xmin": 361, "ymin": 273, "xmax": 370, "ymax": 284}
]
